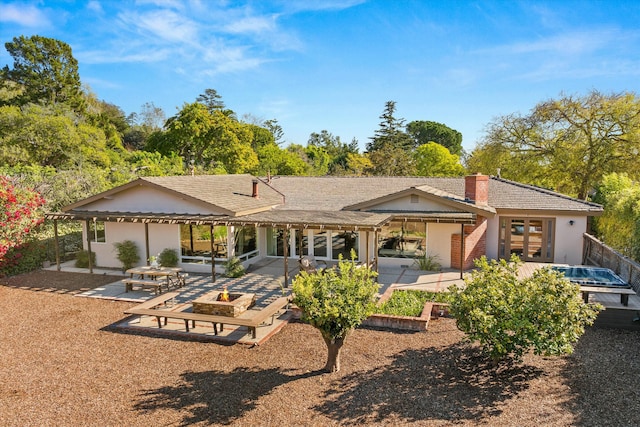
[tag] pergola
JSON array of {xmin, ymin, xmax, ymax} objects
[{"xmin": 45, "ymin": 209, "xmax": 477, "ymax": 285}]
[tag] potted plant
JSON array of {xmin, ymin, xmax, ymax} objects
[{"xmin": 148, "ymin": 255, "xmax": 159, "ymax": 268}]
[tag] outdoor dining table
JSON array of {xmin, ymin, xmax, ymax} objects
[{"xmin": 125, "ymin": 266, "xmax": 185, "ymax": 290}]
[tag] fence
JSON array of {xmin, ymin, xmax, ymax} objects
[{"xmin": 582, "ymin": 233, "xmax": 640, "ymax": 293}]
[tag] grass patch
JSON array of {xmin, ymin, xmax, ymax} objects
[{"xmin": 376, "ymin": 289, "xmax": 449, "ymax": 317}]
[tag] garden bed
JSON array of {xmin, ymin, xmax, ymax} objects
[{"xmin": 362, "ymin": 287, "xmax": 450, "ymax": 331}]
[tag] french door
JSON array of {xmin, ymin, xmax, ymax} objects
[{"xmin": 500, "ymin": 218, "xmax": 555, "ymax": 262}]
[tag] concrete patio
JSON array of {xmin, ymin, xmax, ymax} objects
[{"xmin": 45, "ymin": 258, "xmax": 640, "ymax": 341}]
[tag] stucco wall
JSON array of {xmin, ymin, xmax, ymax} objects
[
  {"xmin": 80, "ymin": 185, "xmax": 222, "ymax": 214},
  {"xmin": 370, "ymin": 195, "xmax": 464, "ymax": 212},
  {"xmin": 554, "ymin": 215, "xmax": 586, "ymax": 265},
  {"xmin": 83, "ymin": 222, "xmax": 186, "ymax": 270},
  {"xmin": 425, "ymin": 223, "xmax": 459, "ymax": 268}
]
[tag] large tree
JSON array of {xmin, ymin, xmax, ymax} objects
[
  {"xmin": 148, "ymin": 102, "xmax": 258, "ymax": 173},
  {"xmin": 366, "ymin": 101, "xmax": 415, "ymax": 175},
  {"xmin": 366, "ymin": 101, "xmax": 413, "ymax": 153},
  {"xmin": 592, "ymin": 173, "xmax": 640, "ymax": 260},
  {"xmin": 467, "ymin": 91, "xmax": 640, "ymax": 199},
  {"xmin": 2, "ymin": 35, "xmax": 84, "ymax": 112},
  {"xmin": 406, "ymin": 120, "xmax": 463, "ymax": 155},
  {"xmin": 414, "ymin": 142, "xmax": 465, "ymax": 176},
  {"xmin": 292, "ymin": 254, "xmax": 379, "ymax": 373},
  {"xmin": 0, "ymin": 103, "xmax": 114, "ymax": 169},
  {"xmin": 307, "ymin": 130, "xmax": 359, "ymax": 175}
]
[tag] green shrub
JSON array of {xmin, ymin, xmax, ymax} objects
[
  {"xmin": 223, "ymin": 256, "xmax": 245, "ymax": 278},
  {"xmin": 158, "ymin": 248, "xmax": 179, "ymax": 267},
  {"xmin": 113, "ymin": 240, "xmax": 140, "ymax": 271},
  {"xmin": 75, "ymin": 249, "xmax": 96, "ymax": 268},
  {"xmin": 447, "ymin": 255, "xmax": 602, "ymax": 363},
  {"xmin": 0, "ymin": 241, "xmax": 48, "ymax": 277},
  {"xmin": 377, "ymin": 290, "xmax": 448, "ymax": 317}
]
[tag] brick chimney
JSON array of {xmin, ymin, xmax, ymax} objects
[
  {"xmin": 252, "ymin": 179, "xmax": 259, "ymax": 198},
  {"xmin": 465, "ymin": 173, "xmax": 489, "ymax": 205}
]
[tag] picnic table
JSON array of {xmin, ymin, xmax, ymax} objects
[{"xmin": 123, "ymin": 266, "xmax": 187, "ymax": 294}]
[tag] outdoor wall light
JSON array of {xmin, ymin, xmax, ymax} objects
[{"xmin": 569, "ymin": 220, "xmax": 575, "ymax": 226}]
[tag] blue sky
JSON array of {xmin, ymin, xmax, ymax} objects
[{"xmin": 1, "ymin": 1, "xmax": 640, "ymax": 152}]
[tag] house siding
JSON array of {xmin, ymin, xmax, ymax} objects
[{"xmin": 81, "ymin": 185, "xmax": 223, "ymax": 215}]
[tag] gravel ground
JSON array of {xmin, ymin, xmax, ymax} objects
[{"xmin": 1, "ymin": 271, "xmax": 640, "ymax": 426}]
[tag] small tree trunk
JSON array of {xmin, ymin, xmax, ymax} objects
[{"xmin": 323, "ymin": 336, "xmax": 346, "ymax": 373}]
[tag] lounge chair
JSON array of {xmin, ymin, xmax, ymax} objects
[{"xmin": 298, "ymin": 256, "xmax": 327, "ymax": 274}]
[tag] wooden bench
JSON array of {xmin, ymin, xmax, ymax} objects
[
  {"xmin": 124, "ymin": 296, "xmax": 291, "ymax": 339},
  {"xmin": 580, "ymin": 286, "xmax": 637, "ymax": 306},
  {"xmin": 123, "ymin": 278, "xmax": 165, "ymax": 294}
]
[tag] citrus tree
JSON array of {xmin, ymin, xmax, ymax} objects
[
  {"xmin": 447, "ymin": 255, "xmax": 601, "ymax": 363},
  {"xmin": 292, "ymin": 253, "xmax": 378, "ymax": 373},
  {"xmin": 0, "ymin": 176, "xmax": 45, "ymax": 263}
]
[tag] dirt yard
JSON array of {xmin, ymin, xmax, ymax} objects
[{"xmin": 1, "ymin": 270, "xmax": 639, "ymax": 426}]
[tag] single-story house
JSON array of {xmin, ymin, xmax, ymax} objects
[{"xmin": 46, "ymin": 173, "xmax": 603, "ymax": 281}]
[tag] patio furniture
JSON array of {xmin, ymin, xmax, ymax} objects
[
  {"xmin": 122, "ymin": 278, "xmax": 164, "ymax": 294},
  {"xmin": 125, "ymin": 266, "xmax": 185, "ymax": 293},
  {"xmin": 298, "ymin": 256, "xmax": 327, "ymax": 274},
  {"xmin": 124, "ymin": 296, "xmax": 291, "ymax": 339},
  {"xmin": 579, "ymin": 285, "xmax": 637, "ymax": 306}
]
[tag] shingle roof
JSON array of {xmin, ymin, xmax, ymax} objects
[
  {"xmin": 63, "ymin": 174, "xmax": 284, "ymax": 216},
  {"xmin": 265, "ymin": 176, "xmax": 602, "ymax": 214},
  {"xmin": 142, "ymin": 175, "xmax": 283, "ymax": 215}
]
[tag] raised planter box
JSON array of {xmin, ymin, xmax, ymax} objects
[{"xmin": 290, "ymin": 286, "xmax": 450, "ymax": 332}]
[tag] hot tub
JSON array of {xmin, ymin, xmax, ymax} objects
[{"xmin": 552, "ymin": 266, "xmax": 629, "ymax": 287}]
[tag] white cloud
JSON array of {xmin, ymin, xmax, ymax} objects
[
  {"xmin": 223, "ymin": 15, "xmax": 278, "ymax": 35},
  {"xmin": 0, "ymin": 3, "xmax": 50, "ymax": 27},
  {"xmin": 119, "ymin": 9, "xmax": 199, "ymax": 44},
  {"xmin": 78, "ymin": 47, "xmax": 172, "ymax": 64},
  {"xmin": 479, "ymin": 29, "xmax": 634, "ymax": 58},
  {"xmin": 86, "ymin": 1, "xmax": 104, "ymax": 14}
]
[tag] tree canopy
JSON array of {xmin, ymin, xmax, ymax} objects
[
  {"xmin": 406, "ymin": 120, "xmax": 463, "ymax": 155},
  {"xmin": 414, "ymin": 142, "xmax": 465, "ymax": 177},
  {"xmin": 467, "ymin": 91, "xmax": 640, "ymax": 199},
  {"xmin": 592, "ymin": 173, "xmax": 640, "ymax": 260},
  {"xmin": 2, "ymin": 35, "xmax": 84, "ymax": 112}
]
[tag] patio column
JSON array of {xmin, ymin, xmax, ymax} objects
[
  {"xmin": 283, "ymin": 227, "xmax": 289, "ymax": 288},
  {"xmin": 373, "ymin": 230, "xmax": 379, "ymax": 275},
  {"xmin": 85, "ymin": 219, "xmax": 93, "ymax": 274},
  {"xmin": 210, "ymin": 224, "xmax": 216, "ymax": 282},
  {"xmin": 459, "ymin": 223, "xmax": 465, "ymax": 279},
  {"xmin": 144, "ymin": 223, "xmax": 150, "ymax": 266},
  {"xmin": 365, "ymin": 231, "xmax": 370, "ymax": 267},
  {"xmin": 53, "ymin": 219, "xmax": 61, "ymax": 271}
]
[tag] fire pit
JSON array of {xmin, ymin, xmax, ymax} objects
[{"xmin": 192, "ymin": 290, "xmax": 256, "ymax": 317}]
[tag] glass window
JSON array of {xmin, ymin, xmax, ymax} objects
[
  {"xmin": 332, "ymin": 231, "xmax": 359, "ymax": 260},
  {"xmin": 313, "ymin": 230, "xmax": 328, "ymax": 258},
  {"xmin": 180, "ymin": 224, "xmax": 218, "ymax": 264},
  {"xmin": 267, "ymin": 227, "xmax": 292, "ymax": 257},
  {"xmin": 377, "ymin": 221, "xmax": 425, "ymax": 259},
  {"xmin": 235, "ymin": 226, "xmax": 257, "ymax": 258},
  {"xmin": 89, "ymin": 221, "xmax": 105, "ymax": 243}
]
